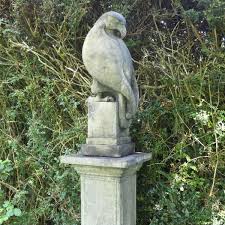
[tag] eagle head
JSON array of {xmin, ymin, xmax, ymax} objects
[{"xmin": 96, "ymin": 11, "xmax": 127, "ymax": 39}]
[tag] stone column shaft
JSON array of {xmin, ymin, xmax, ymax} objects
[{"xmin": 60, "ymin": 153, "xmax": 151, "ymax": 225}]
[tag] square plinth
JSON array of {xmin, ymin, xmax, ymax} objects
[
  {"xmin": 88, "ymin": 97, "xmax": 122, "ymax": 139},
  {"xmin": 81, "ymin": 142, "xmax": 135, "ymax": 157},
  {"xmin": 60, "ymin": 153, "xmax": 152, "ymax": 225},
  {"xmin": 60, "ymin": 153, "xmax": 152, "ymax": 181},
  {"xmin": 83, "ymin": 97, "xmax": 134, "ymax": 157},
  {"xmin": 87, "ymin": 97, "xmax": 130, "ymax": 140}
]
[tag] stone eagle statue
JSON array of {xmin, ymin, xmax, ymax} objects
[{"xmin": 82, "ymin": 11, "xmax": 139, "ymax": 129}]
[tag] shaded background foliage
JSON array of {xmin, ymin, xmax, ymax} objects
[{"xmin": 0, "ymin": 0, "xmax": 225, "ymax": 224}]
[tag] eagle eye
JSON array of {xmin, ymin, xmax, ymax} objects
[{"xmin": 112, "ymin": 29, "xmax": 121, "ymax": 38}]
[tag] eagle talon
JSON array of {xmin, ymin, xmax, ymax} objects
[
  {"xmin": 93, "ymin": 95, "xmax": 115, "ymax": 102},
  {"xmin": 105, "ymin": 96, "xmax": 114, "ymax": 102}
]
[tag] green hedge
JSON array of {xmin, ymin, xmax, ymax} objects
[{"xmin": 0, "ymin": 0, "xmax": 225, "ymax": 224}]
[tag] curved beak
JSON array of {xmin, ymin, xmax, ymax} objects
[{"xmin": 119, "ymin": 25, "xmax": 127, "ymax": 39}]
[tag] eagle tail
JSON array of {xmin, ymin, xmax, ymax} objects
[{"xmin": 120, "ymin": 78, "xmax": 136, "ymax": 114}]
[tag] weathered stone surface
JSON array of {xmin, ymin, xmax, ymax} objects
[
  {"xmin": 82, "ymin": 11, "xmax": 139, "ymax": 129},
  {"xmin": 81, "ymin": 143, "xmax": 134, "ymax": 157},
  {"xmin": 86, "ymin": 137, "xmax": 131, "ymax": 145},
  {"xmin": 60, "ymin": 11, "xmax": 150, "ymax": 225},
  {"xmin": 60, "ymin": 152, "xmax": 151, "ymax": 168},
  {"xmin": 81, "ymin": 172, "xmax": 136, "ymax": 225},
  {"xmin": 81, "ymin": 97, "xmax": 134, "ymax": 157},
  {"xmin": 60, "ymin": 153, "xmax": 152, "ymax": 225},
  {"xmin": 87, "ymin": 97, "xmax": 128, "ymax": 139}
]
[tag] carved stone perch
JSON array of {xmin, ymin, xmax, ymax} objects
[{"xmin": 81, "ymin": 97, "xmax": 135, "ymax": 157}]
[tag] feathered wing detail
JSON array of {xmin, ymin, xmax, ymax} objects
[
  {"xmin": 84, "ymin": 52, "xmax": 136, "ymax": 117},
  {"xmin": 131, "ymin": 71, "xmax": 139, "ymax": 109},
  {"xmin": 82, "ymin": 16, "xmax": 139, "ymax": 128},
  {"xmin": 119, "ymin": 77, "xmax": 136, "ymax": 117}
]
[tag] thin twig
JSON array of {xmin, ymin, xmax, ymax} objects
[{"xmin": 0, "ymin": 180, "xmax": 18, "ymax": 193}]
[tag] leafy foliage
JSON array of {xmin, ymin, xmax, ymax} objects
[{"xmin": 0, "ymin": 0, "xmax": 225, "ymax": 224}]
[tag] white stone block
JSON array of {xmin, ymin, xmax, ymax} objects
[
  {"xmin": 88, "ymin": 97, "xmax": 121, "ymax": 139},
  {"xmin": 82, "ymin": 97, "xmax": 134, "ymax": 157}
]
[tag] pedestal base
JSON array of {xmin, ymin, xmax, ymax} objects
[
  {"xmin": 60, "ymin": 153, "xmax": 152, "ymax": 225},
  {"xmin": 81, "ymin": 142, "xmax": 135, "ymax": 157},
  {"xmin": 85, "ymin": 97, "xmax": 134, "ymax": 157}
]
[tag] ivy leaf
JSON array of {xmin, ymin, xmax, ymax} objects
[{"xmin": 6, "ymin": 209, "xmax": 14, "ymax": 217}]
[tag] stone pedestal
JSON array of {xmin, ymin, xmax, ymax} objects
[
  {"xmin": 81, "ymin": 97, "xmax": 135, "ymax": 157},
  {"xmin": 60, "ymin": 153, "xmax": 151, "ymax": 225}
]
